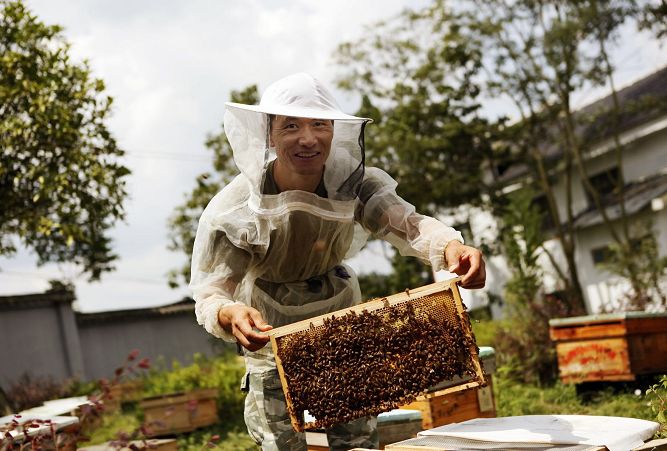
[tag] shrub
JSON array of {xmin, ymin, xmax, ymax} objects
[
  {"xmin": 494, "ymin": 292, "xmax": 571, "ymax": 385},
  {"xmin": 599, "ymin": 220, "xmax": 667, "ymax": 311},
  {"xmin": 5, "ymin": 373, "xmax": 75, "ymax": 412},
  {"xmin": 646, "ymin": 375, "xmax": 667, "ymax": 438}
]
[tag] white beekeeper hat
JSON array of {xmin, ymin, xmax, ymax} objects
[{"xmin": 225, "ymin": 72, "xmax": 370, "ymax": 122}]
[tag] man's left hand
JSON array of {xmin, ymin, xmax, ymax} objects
[{"xmin": 444, "ymin": 241, "xmax": 486, "ymax": 289}]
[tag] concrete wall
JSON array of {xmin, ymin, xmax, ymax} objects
[
  {"xmin": 0, "ymin": 305, "xmax": 72, "ymax": 387},
  {"xmin": 576, "ymin": 209, "xmax": 667, "ymax": 312},
  {"xmin": 0, "ymin": 295, "xmax": 228, "ymax": 390},
  {"xmin": 77, "ymin": 312, "xmax": 221, "ymax": 381}
]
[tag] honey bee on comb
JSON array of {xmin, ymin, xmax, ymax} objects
[{"xmin": 270, "ymin": 280, "xmax": 484, "ymax": 431}]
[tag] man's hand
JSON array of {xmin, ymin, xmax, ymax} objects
[
  {"xmin": 444, "ymin": 240, "xmax": 486, "ymax": 289},
  {"xmin": 218, "ymin": 304, "xmax": 273, "ymax": 352}
]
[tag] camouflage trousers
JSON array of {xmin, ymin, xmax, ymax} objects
[{"xmin": 243, "ymin": 369, "xmax": 378, "ymax": 451}]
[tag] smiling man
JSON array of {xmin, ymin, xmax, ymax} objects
[
  {"xmin": 270, "ymin": 116, "xmax": 334, "ymax": 192},
  {"xmin": 190, "ymin": 73, "xmax": 486, "ymax": 451}
]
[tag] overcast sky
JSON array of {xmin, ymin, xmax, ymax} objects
[{"xmin": 1, "ymin": 0, "xmax": 666, "ymax": 312}]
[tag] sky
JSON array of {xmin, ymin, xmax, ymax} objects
[{"xmin": 1, "ymin": 0, "xmax": 666, "ymax": 313}]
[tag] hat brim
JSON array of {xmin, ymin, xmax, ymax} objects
[{"xmin": 225, "ymin": 102, "xmax": 371, "ymax": 122}]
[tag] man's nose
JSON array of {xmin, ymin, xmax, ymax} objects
[{"xmin": 298, "ymin": 127, "xmax": 317, "ymax": 147}]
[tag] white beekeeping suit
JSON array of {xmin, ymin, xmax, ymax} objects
[{"xmin": 190, "ymin": 73, "xmax": 463, "ymax": 372}]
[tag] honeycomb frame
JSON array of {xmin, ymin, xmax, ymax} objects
[{"xmin": 268, "ymin": 277, "xmax": 485, "ymax": 432}]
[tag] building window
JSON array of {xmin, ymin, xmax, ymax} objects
[
  {"xmin": 591, "ymin": 235, "xmax": 648, "ymax": 266},
  {"xmin": 585, "ymin": 167, "xmax": 620, "ymax": 205},
  {"xmin": 591, "ymin": 245, "xmax": 612, "ymax": 265}
]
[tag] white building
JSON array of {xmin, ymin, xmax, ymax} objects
[{"xmin": 438, "ymin": 67, "xmax": 667, "ymax": 315}]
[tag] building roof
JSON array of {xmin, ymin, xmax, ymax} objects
[
  {"xmin": 0, "ymin": 286, "xmax": 195, "ymax": 322},
  {"xmin": 573, "ymin": 171, "xmax": 667, "ymax": 229},
  {"xmin": 498, "ymin": 66, "xmax": 667, "ymax": 184},
  {"xmin": 0, "ymin": 288, "xmax": 75, "ymax": 311},
  {"xmin": 75, "ymin": 298, "xmax": 195, "ymax": 325}
]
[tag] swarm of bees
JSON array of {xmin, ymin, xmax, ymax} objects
[{"xmin": 276, "ymin": 298, "xmax": 478, "ymax": 429}]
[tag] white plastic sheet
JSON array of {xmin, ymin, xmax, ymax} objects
[{"xmin": 419, "ymin": 415, "xmax": 659, "ymax": 451}]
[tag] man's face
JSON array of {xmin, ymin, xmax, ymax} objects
[{"xmin": 270, "ymin": 115, "xmax": 334, "ymax": 177}]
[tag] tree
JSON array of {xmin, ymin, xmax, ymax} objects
[
  {"xmin": 640, "ymin": 0, "xmax": 667, "ymax": 38},
  {"xmin": 335, "ymin": 10, "xmax": 494, "ymax": 215},
  {"xmin": 0, "ymin": 0, "xmax": 130, "ymax": 280},
  {"xmin": 335, "ymin": 0, "xmax": 666, "ymax": 314},
  {"xmin": 358, "ymin": 252, "xmax": 435, "ymax": 301},
  {"xmin": 464, "ymin": 0, "xmax": 664, "ymax": 311},
  {"xmin": 167, "ymin": 85, "xmax": 258, "ymax": 288}
]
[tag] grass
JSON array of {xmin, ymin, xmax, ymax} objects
[
  {"xmin": 176, "ymin": 426, "xmax": 258, "ymax": 451},
  {"xmin": 495, "ymin": 368, "xmax": 654, "ymax": 419}
]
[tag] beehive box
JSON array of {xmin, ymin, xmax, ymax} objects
[
  {"xmin": 117, "ymin": 379, "xmax": 144, "ymax": 403},
  {"xmin": 139, "ymin": 388, "xmax": 218, "ymax": 436},
  {"xmin": 549, "ymin": 312, "xmax": 667, "ymax": 383},
  {"xmin": 400, "ymin": 346, "xmax": 496, "ymax": 429},
  {"xmin": 376, "ymin": 409, "xmax": 423, "ymax": 447},
  {"xmin": 269, "ymin": 278, "xmax": 485, "ymax": 432}
]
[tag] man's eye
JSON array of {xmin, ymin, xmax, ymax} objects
[{"xmin": 284, "ymin": 124, "xmax": 297, "ymax": 129}]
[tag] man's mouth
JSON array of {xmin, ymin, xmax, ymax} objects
[{"xmin": 295, "ymin": 151, "xmax": 319, "ymax": 159}]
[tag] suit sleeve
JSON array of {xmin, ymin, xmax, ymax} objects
[
  {"xmin": 355, "ymin": 167, "xmax": 463, "ymax": 271},
  {"xmin": 190, "ymin": 213, "xmax": 251, "ymax": 342}
]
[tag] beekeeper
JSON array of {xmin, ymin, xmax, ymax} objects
[{"xmin": 190, "ymin": 73, "xmax": 486, "ymax": 451}]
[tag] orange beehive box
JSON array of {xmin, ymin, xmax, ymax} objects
[
  {"xmin": 549, "ymin": 312, "xmax": 667, "ymax": 383},
  {"xmin": 139, "ymin": 388, "xmax": 218, "ymax": 436}
]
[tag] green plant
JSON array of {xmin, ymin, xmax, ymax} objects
[
  {"xmin": 495, "ymin": 366, "xmax": 654, "ymax": 420},
  {"xmin": 646, "ymin": 375, "xmax": 667, "ymax": 438},
  {"xmin": 599, "ymin": 220, "xmax": 667, "ymax": 311},
  {"xmin": 78, "ymin": 408, "xmax": 141, "ymax": 447},
  {"xmin": 493, "ymin": 189, "xmax": 572, "ymax": 384},
  {"xmin": 176, "ymin": 426, "xmax": 258, "ymax": 451},
  {"xmin": 143, "ymin": 352, "xmax": 245, "ymax": 414},
  {"xmin": 470, "ymin": 318, "xmax": 499, "ymax": 347},
  {"xmin": 146, "ymin": 352, "xmax": 252, "ymax": 447}
]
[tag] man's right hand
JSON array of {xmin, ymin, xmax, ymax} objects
[{"xmin": 218, "ymin": 304, "xmax": 273, "ymax": 352}]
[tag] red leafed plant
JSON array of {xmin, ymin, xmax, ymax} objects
[{"xmin": 1, "ymin": 350, "xmax": 152, "ymax": 450}]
